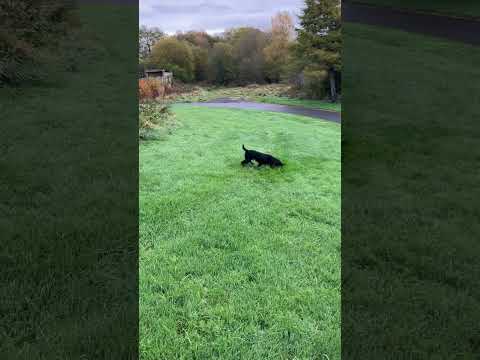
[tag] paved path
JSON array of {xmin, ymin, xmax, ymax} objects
[
  {"xmin": 343, "ymin": 1, "xmax": 480, "ymax": 46},
  {"xmin": 188, "ymin": 99, "xmax": 341, "ymax": 123}
]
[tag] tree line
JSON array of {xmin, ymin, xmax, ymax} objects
[{"xmin": 139, "ymin": 0, "xmax": 342, "ymax": 101}]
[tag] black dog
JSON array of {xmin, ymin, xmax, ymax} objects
[{"xmin": 241, "ymin": 145, "xmax": 284, "ymax": 167}]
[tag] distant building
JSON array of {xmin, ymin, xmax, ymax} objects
[{"xmin": 144, "ymin": 69, "xmax": 173, "ymax": 85}]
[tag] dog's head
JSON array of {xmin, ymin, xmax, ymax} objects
[{"xmin": 272, "ymin": 159, "xmax": 284, "ymax": 167}]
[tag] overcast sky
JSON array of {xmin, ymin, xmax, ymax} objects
[{"xmin": 140, "ymin": 0, "xmax": 305, "ymax": 34}]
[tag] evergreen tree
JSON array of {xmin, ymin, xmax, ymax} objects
[{"xmin": 295, "ymin": 0, "xmax": 342, "ymax": 101}]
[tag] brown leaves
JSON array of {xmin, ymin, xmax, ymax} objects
[{"xmin": 139, "ymin": 78, "xmax": 169, "ymax": 101}]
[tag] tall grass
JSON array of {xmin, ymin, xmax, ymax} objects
[
  {"xmin": 140, "ymin": 106, "xmax": 341, "ymax": 359},
  {"xmin": 139, "ymin": 101, "xmax": 176, "ymax": 140}
]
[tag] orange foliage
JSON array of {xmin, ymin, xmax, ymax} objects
[{"xmin": 139, "ymin": 78, "xmax": 168, "ymax": 101}]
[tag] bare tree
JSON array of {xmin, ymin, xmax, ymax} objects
[
  {"xmin": 139, "ymin": 25, "xmax": 164, "ymax": 60},
  {"xmin": 271, "ymin": 11, "xmax": 295, "ymax": 42}
]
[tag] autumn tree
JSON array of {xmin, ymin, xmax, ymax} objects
[
  {"xmin": 174, "ymin": 31, "xmax": 215, "ymax": 82},
  {"xmin": 295, "ymin": 0, "xmax": 342, "ymax": 101},
  {"xmin": 263, "ymin": 11, "xmax": 295, "ymax": 83},
  {"xmin": 148, "ymin": 38, "xmax": 195, "ymax": 82},
  {"xmin": 192, "ymin": 46, "xmax": 209, "ymax": 82},
  {"xmin": 176, "ymin": 31, "xmax": 215, "ymax": 49},
  {"xmin": 207, "ymin": 43, "xmax": 235, "ymax": 85},
  {"xmin": 227, "ymin": 27, "xmax": 269, "ymax": 84}
]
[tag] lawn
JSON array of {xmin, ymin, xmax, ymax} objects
[
  {"xmin": 256, "ymin": 96, "xmax": 341, "ymax": 112},
  {"xmin": 140, "ymin": 105, "xmax": 341, "ymax": 359},
  {"xmin": 1, "ymin": 4, "xmax": 138, "ymax": 358},
  {"xmin": 169, "ymin": 84, "xmax": 342, "ymax": 112},
  {"xmin": 343, "ymin": 23, "xmax": 480, "ymax": 357},
  {"xmin": 353, "ymin": 0, "xmax": 480, "ymax": 18}
]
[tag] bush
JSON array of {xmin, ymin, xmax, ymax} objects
[
  {"xmin": 139, "ymin": 78, "xmax": 167, "ymax": 101},
  {"xmin": 302, "ymin": 67, "xmax": 329, "ymax": 99}
]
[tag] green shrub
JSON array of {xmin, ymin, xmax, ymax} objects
[{"xmin": 302, "ymin": 67, "xmax": 329, "ymax": 99}]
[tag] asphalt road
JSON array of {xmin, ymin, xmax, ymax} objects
[
  {"xmin": 188, "ymin": 99, "xmax": 342, "ymax": 123},
  {"xmin": 343, "ymin": 1, "xmax": 480, "ymax": 46}
]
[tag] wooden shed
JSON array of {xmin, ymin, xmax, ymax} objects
[{"xmin": 144, "ymin": 69, "xmax": 173, "ymax": 85}]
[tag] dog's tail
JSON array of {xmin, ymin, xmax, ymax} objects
[{"xmin": 242, "ymin": 144, "xmax": 248, "ymax": 152}]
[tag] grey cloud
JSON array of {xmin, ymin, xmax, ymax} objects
[
  {"xmin": 149, "ymin": 2, "xmax": 234, "ymax": 15},
  {"xmin": 140, "ymin": 0, "xmax": 304, "ymax": 33}
]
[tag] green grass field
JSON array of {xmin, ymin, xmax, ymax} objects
[
  {"xmin": 1, "ymin": 5, "xmax": 138, "ymax": 358},
  {"xmin": 256, "ymin": 97, "xmax": 341, "ymax": 112},
  {"xmin": 354, "ymin": 0, "xmax": 480, "ymax": 18},
  {"xmin": 140, "ymin": 106, "xmax": 340, "ymax": 359},
  {"xmin": 343, "ymin": 23, "xmax": 480, "ymax": 357}
]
